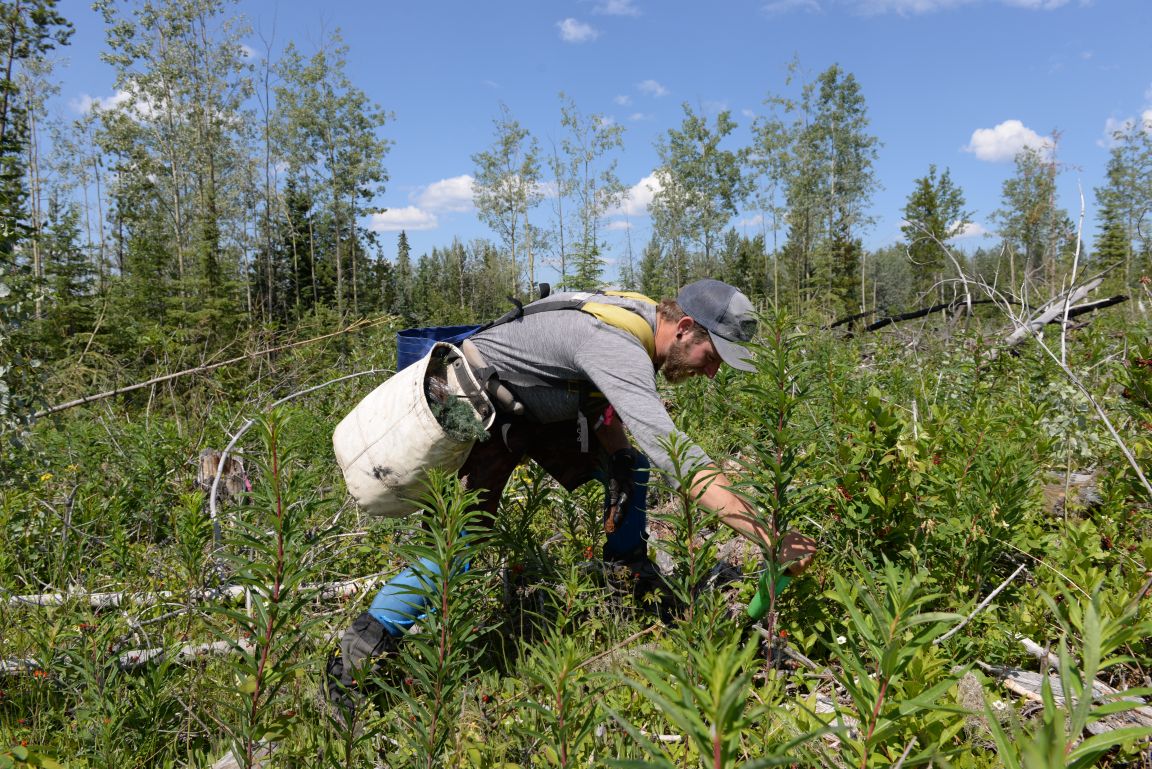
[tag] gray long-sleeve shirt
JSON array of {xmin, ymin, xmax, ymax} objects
[{"xmin": 470, "ymin": 292, "xmax": 712, "ymax": 481}]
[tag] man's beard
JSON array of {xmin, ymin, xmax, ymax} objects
[{"xmin": 660, "ymin": 338, "xmax": 695, "ymax": 384}]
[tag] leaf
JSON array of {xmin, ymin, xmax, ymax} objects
[
  {"xmin": 1067, "ymin": 726, "xmax": 1152, "ymax": 768},
  {"xmin": 866, "ymin": 486, "xmax": 885, "ymax": 507},
  {"xmin": 238, "ymin": 675, "xmax": 258, "ymax": 695}
]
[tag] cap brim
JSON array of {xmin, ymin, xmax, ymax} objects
[{"xmin": 710, "ymin": 333, "xmax": 755, "ymax": 372}]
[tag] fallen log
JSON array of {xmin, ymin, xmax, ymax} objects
[
  {"xmin": 865, "ymin": 299, "xmax": 1007, "ymax": 332},
  {"xmin": 4, "ymin": 575, "xmax": 386, "ymax": 609},
  {"xmin": 1002, "ymin": 277, "xmax": 1104, "ymax": 348},
  {"xmin": 978, "ymin": 662, "xmax": 1152, "ymax": 736}
]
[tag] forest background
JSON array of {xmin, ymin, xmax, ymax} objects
[{"xmin": 2, "ymin": 1, "xmax": 1152, "ymax": 767}]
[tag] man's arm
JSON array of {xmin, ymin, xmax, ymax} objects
[{"xmin": 691, "ymin": 466, "xmax": 816, "ymax": 575}]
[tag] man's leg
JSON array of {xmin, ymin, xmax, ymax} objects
[
  {"xmin": 601, "ymin": 451, "xmax": 650, "ymax": 562},
  {"xmin": 521, "ymin": 425, "xmax": 657, "ymax": 568},
  {"xmin": 326, "ymin": 422, "xmax": 522, "ymax": 710}
]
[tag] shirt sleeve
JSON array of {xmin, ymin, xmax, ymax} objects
[{"xmin": 572, "ymin": 324, "xmax": 713, "ymax": 483}]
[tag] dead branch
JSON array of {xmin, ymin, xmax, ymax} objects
[
  {"xmin": 935, "ymin": 563, "xmax": 1028, "ymax": 644},
  {"xmin": 4, "ymin": 575, "xmax": 386, "ymax": 610},
  {"xmin": 1001, "ymin": 274, "xmax": 1106, "ymax": 349},
  {"xmin": 862, "ymin": 298, "xmax": 1010, "ymax": 333},
  {"xmin": 978, "ymin": 662, "xmax": 1152, "ymax": 736}
]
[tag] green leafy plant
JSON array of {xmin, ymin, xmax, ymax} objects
[
  {"xmin": 609, "ymin": 625, "xmax": 817, "ymax": 768},
  {"xmin": 824, "ymin": 558, "xmax": 966, "ymax": 767},
  {"xmin": 982, "ymin": 583, "xmax": 1152, "ymax": 768},
  {"xmin": 379, "ymin": 469, "xmax": 493, "ymax": 768},
  {"xmin": 211, "ymin": 410, "xmax": 327, "ymax": 768}
]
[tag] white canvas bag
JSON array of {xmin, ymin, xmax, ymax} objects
[{"xmin": 333, "ymin": 342, "xmax": 495, "ymax": 517}]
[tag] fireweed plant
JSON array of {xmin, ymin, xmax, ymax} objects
[
  {"xmin": 4, "ymin": 312, "xmax": 1152, "ymax": 767},
  {"xmin": 211, "ymin": 411, "xmax": 328, "ymax": 769},
  {"xmin": 729, "ymin": 311, "xmax": 821, "ymax": 652},
  {"xmin": 374, "ymin": 470, "xmax": 493, "ymax": 768}
]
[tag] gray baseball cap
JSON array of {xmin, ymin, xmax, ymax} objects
[{"xmin": 676, "ymin": 279, "xmax": 757, "ymax": 371}]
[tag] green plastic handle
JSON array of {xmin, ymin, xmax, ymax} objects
[{"xmin": 746, "ymin": 571, "xmax": 792, "ymax": 620}]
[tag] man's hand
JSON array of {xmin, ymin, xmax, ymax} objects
[
  {"xmin": 603, "ymin": 447, "xmax": 636, "ymax": 534},
  {"xmin": 777, "ymin": 530, "xmax": 817, "ymax": 576}
]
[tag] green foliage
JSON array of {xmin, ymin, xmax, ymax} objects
[
  {"xmin": 824, "ymin": 559, "xmax": 965, "ymax": 767},
  {"xmin": 0, "ymin": 266, "xmax": 44, "ymax": 479},
  {"xmin": 211, "ymin": 410, "xmax": 328, "ymax": 767},
  {"xmin": 4, "ymin": 253, "xmax": 1152, "ymax": 768},
  {"xmin": 982, "ymin": 585, "xmax": 1152, "ymax": 768},
  {"xmin": 377, "ymin": 470, "xmax": 493, "ymax": 767},
  {"xmin": 902, "ymin": 164, "xmax": 972, "ymax": 305},
  {"xmin": 610, "ymin": 626, "xmax": 816, "ymax": 768}
]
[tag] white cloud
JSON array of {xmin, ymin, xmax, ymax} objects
[
  {"xmin": 627, "ymin": 112, "xmax": 652, "ymax": 121},
  {"xmin": 953, "ymin": 221, "xmax": 989, "ymax": 239},
  {"xmin": 593, "ymin": 0, "xmax": 641, "ymax": 15},
  {"xmin": 69, "ymin": 90, "xmax": 132, "ymax": 114},
  {"xmin": 739, "ymin": 214, "xmax": 765, "ymax": 229},
  {"xmin": 370, "ymin": 207, "xmax": 438, "ymax": 232},
  {"xmin": 964, "ymin": 120, "xmax": 1052, "ymax": 162},
  {"xmin": 238, "ymin": 43, "xmax": 257, "ymax": 60},
  {"xmin": 415, "ymin": 175, "xmax": 475, "ymax": 212},
  {"xmin": 610, "ymin": 173, "xmax": 661, "ymax": 217},
  {"xmin": 614, "ymin": 94, "xmax": 632, "ymax": 107},
  {"xmin": 637, "ymin": 79, "xmax": 668, "ymax": 97},
  {"xmin": 557, "ymin": 18, "xmax": 599, "ymax": 43},
  {"xmin": 605, "ymin": 220, "xmax": 633, "ymax": 231}
]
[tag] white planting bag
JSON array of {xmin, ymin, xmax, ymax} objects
[{"xmin": 333, "ymin": 342, "xmax": 495, "ymax": 517}]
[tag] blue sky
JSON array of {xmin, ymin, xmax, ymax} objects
[{"xmin": 54, "ymin": 0, "xmax": 1152, "ymax": 280}]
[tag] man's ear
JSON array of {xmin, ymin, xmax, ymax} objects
[{"xmin": 676, "ymin": 316, "xmax": 696, "ymax": 335}]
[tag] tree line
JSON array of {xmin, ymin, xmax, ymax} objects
[{"xmin": 3, "ymin": 0, "xmax": 1152, "ymax": 394}]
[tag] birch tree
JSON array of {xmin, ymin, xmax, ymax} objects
[
  {"xmin": 552, "ymin": 93, "xmax": 625, "ymax": 290},
  {"xmin": 94, "ymin": 0, "xmax": 253, "ymax": 322},
  {"xmin": 650, "ymin": 103, "xmax": 747, "ymax": 288},
  {"xmin": 273, "ymin": 32, "xmax": 391, "ymax": 319},
  {"xmin": 472, "ymin": 103, "xmax": 542, "ymax": 295},
  {"xmin": 992, "ymin": 144, "xmax": 1074, "ymax": 292}
]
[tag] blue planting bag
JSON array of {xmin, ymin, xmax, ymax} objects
[{"xmin": 396, "ymin": 325, "xmax": 482, "ymax": 371}]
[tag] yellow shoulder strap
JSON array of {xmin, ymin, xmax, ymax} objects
[
  {"xmin": 580, "ymin": 299, "xmax": 656, "ymax": 360},
  {"xmin": 603, "ymin": 290, "xmax": 657, "ymax": 305}
]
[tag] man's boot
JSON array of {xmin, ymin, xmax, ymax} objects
[
  {"xmin": 324, "ymin": 612, "xmax": 401, "ymax": 719},
  {"xmin": 604, "ymin": 545, "xmax": 680, "ymax": 620}
]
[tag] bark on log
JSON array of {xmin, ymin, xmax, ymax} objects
[
  {"xmin": 4, "ymin": 576, "xmax": 386, "ymax": 609},
  {"xmin": 1002, "ymin": 277, "xmax": 1103, "ymax": 348},
  {"xmin": 978, "ymin": 663, "xmax": 1152, "ymax": 735},
  {"xmin": 197, "ymin": 448, "xmax": 249, "ymax": 504}
]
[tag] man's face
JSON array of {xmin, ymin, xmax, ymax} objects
[{"xmin": 662, "ymin": 331, "xmax": 722, "ymax": 384}]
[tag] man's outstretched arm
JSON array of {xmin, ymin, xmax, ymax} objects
[{"xmin": 691, "ymin": 466, "xmax": 816, "ymax": 575}]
